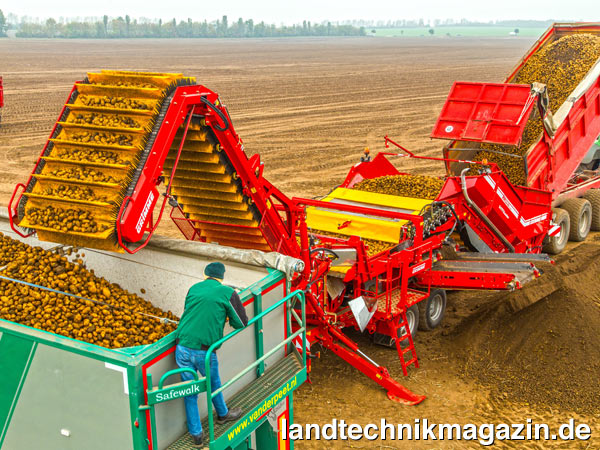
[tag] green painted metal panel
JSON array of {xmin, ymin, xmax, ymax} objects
[
  {"xmin": 0, "ymin": 264, "xmax": 300, "ymax": 450},
  {"xmin": 2, "ymin": 343, "xmax": 133, "ymax": 450},
  {"xmin": 0, "ymin": 333, "xmax": 37, "ymax": 447},
  {"xmin": 255, "ymin": 419, "xmax": 277, "ymax": 450}
]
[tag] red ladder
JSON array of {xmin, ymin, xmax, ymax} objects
[{"xmin": 394, "ymin": 311, "xmax": 419, "ymax": 377}]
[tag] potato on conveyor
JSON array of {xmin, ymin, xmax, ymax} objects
[
  {"xmin": 48, "ymin": 166, "xmax": 119, "ymax": 184},
  {"xmin": 78, "ymin": 95, "xmax": 151, "ymax": 110},
  {"xmin": 55, "ymin": 148, "xmax": 127, "ymax": 165},
  {"xmin": 68, "ymin": 112, "xmax": 141, "ymax": 129},
  {"xmin": 43, "ymin": 185, "xmax": 110, "ymax": 203},
  {"xmin": 353, "ymin": 174, "xmax": 444, "ymax": 200},
  {"xmin": 26, "ymin": 206, "xmax": 109, "ymax": 234}
]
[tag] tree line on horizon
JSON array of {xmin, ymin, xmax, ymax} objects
[
  {"xmin": 0, "ymin": 11, "xmax": 365, "ymax": 39},
  {"xmin": 0, "ymin": 9, "xmax": 8, "ymax": 36}
]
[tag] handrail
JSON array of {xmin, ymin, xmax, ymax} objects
[
  {"xmin": 204, "ymin": 289, "xmax": 306, "ymax": 443},
  {"xmin": 384, "ymin": 135, "xmax": 494, "ymax": 167},
  {"xmin": 158, "ymin": 368, "xmax": 199, "ymax": 389},
  {"xmin": 211, "ymin": 329, "xmax": 304, "ymax": 399}
]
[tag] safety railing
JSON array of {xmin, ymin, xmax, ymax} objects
[
  {"xmin": 140, "ymin": 288, "xmax": 306, "ymax": 449},
  {"xmin": 204, "ymin": 289, "xmax": 306, "ymax": 444}
]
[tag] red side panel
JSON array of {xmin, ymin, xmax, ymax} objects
[
  {"xmin": 431, "ymin": 82, "xmax": 535, "ymax": 146},
  {"xmin": 526, "ymin": 73, "xmax": 600, "ymax": 197},
  {"xmin": 340, "ymin": 153, "xmax": 401, "ymax": 188},
  {"xmin": 439, "ymin": 171, "xmax": 552, "ymax": 253},
  {"xmin": 0, "ymin": 76, "xmax": 4, "ymax": 108}
]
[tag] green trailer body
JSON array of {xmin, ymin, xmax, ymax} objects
[{"xmin": 0, "ymin": 215, "xmax": 306, "ymax": 450}]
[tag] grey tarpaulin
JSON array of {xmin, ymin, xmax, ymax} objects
[{"xmin": 146, "ymin": 236, "xmax": 304, "ymax": 278}]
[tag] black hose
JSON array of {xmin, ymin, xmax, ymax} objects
[
  {"xmin": 309, "ymin": 247, "xmax": 340, "ymax": 260},
  {"xmin": 201, "ymin": 96, "xmax": 230, "ymax": 132},
  {"xmin": 418, "ymin": 201, "xmax": 461, "ymax": 240}
]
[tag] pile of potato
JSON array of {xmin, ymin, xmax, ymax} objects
[
  {"xmin": 353, "ymin": 174, "xmax": 444, "ymax": 200},
  {"xmin": 98, "ymin": 80, "xmax": 155, "ymax": 88},
  {"xmin": 43, "ymin": 185, "xmax": 109, "ymax": 203},
  {"xmin": 26, "ymin": 206, "xmax": 109, "ymax": 234},
  {"xmin": 78, "ymin": 95, "xmax": 151, "ymax": 110},
  {"xmin": 55, "ymin": 148, "xmax": 127, "ymax": 165},
  {"xmin": 475, "ymin": 33, "xmax": 600, "ymax": 185},
  {"xmin": 48, "ymin": 167, "xmax": 118, "ymax": 184},
  {"xmin": 70, "ymin": 130, "xmax": 134, "ymax": 147},
  {"xmin": 0, "ymin": 232, "xmax": 178, "ymax": 348},
  {"xmin": 68, "ymin": 112, "xmax": 141, "ymax": 129}
]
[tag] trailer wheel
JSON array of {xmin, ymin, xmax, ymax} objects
[
  {"xmin": 543, "ymin": 208, "xmax": 570, "ymax": 254},
  {"xmin": 562, "ymin": 198, "xmax": 592, "ymax": 242},
  {"xmin": 398, "ymin": 304, "xmax": 419, "ymax": 347},
  {"xmin": 583, "ymin": 189, "xmax": 600, "ymax": 231},
  {"xmin": 418, "ymin": 289, "xmax": 447, "ymax": 331}
]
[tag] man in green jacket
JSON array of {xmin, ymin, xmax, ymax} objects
[{"xmin": 176, "ymin": 262, "xmax": 249, "ymax": 446}]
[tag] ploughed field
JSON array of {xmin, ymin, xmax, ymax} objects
[
  {"xmin": 1, "ymin": 37, "xmax": 599, "ymax": 448},
  {"xmin": 0, "ymin": 37, "xmax": 535, "ymax": 209}
]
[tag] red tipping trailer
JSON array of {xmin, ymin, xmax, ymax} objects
[{"xmin": 438, "ymin": 23, "xmax": 600, "ymax": 253}]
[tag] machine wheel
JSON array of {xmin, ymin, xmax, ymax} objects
[
  {"xmin": 562, "ymin": 198, "xmax": 592, "ymax": 242},
  {"xmin": 398, "ymin": 304, "xmax": 419, "ymax": 347},
  {"xmin": 583, "ymin": 189, "xmax": 600, "ymax": 231},
  {"xmin": 543, "ymin": 208, "xmax": 570, "ymax": 254},
  {"xmin": 418, "ymin": 289, "xmax": 447, "ymax": 331}
]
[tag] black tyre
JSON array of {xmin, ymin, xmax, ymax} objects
[
  {"xmin": 418, "ymin": 289, "xmax": 447, "ymax": 331},
  {"xmin": 543, "ymin": 208, "xmax": 570, "ymax": 254},
  {"xmin": 398, "ymin": 304, "xmax": 419, "ymax": 347},
  {"xmin": 583, "ymin": 189, "xmax": 600, "ymax": 231},
  {"xmin": 562, "ymin": 198, "xmax": 592, "ymax": 242}
]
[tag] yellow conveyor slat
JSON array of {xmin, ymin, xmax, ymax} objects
[{"xmin": 306, "ymin": 187, "xmax": 431, "ymax": 244}]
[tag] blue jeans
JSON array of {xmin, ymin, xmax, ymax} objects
[{"xmin": 175, "ymin": 345, "xmax": 229, "ymax": 437}]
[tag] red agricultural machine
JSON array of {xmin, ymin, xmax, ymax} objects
[{"xmin": 8, "ymin": 23, "xmax": 600, "ymax": 405}]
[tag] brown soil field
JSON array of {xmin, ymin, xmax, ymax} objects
[{"xmin": 1, "ymin": 37, "xmax": 599, "ymax": 448}]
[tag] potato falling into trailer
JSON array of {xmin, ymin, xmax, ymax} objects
[
  {"xmin": 474, "ymin": 33, "xmax": 600, "ymax": 186},
  {"xmin": 438, "ymin": 23, "xmax": 600, "ymax": 254}
]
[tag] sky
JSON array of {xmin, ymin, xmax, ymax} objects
[{"xmin": 2, "ymin": 0, "xmax": 599, "ymax": 24}]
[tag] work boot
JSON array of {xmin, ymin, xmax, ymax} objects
[
  {"xmin": 191, "ymin": 432, "xmax": 205, "ymax": 448},
  {"xmin": 217, "ymin": 407, "xmax": 243, "ymax": 424}
]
